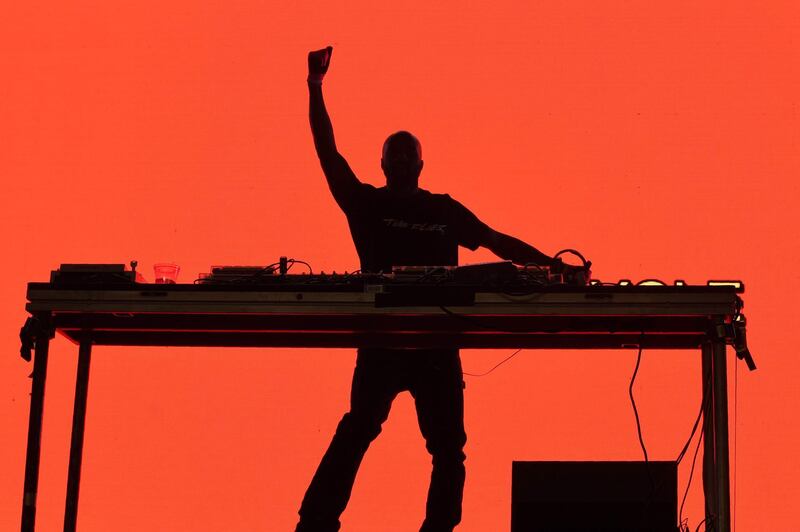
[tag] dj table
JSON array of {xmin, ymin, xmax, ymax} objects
[{"xmin": 18, "ymin": 271, "xmax": 753, "ymax": 531}]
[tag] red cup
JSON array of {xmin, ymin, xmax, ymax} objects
[{"xmin": 154, "ymin": 263, "xmax": 180, "ymax": 284}]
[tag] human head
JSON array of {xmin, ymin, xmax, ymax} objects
[{"xmin": 381, "ymin": 130, "xmax": 423, "ymax": 193}]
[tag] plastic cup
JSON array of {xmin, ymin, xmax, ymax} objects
[{"xmin": 154, "ymin": 263, "xmax": 180, "ymax": 284}]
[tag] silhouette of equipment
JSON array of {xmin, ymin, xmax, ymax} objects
[
  {"xmin": 511, "ymin": 461, "xmax": 678, "ymax": 531},
  {"xmin": 18, "ymin": 261, "xmax": 752, "ymax": 532}
]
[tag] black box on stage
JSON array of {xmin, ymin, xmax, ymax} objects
[{"xmin": 511, "ymin": 461, "xmax": 677, "ymax": 531}]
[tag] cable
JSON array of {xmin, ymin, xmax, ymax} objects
[
  {"xmin": 628, "ymin": 342, "xmax": 657, "ymax": 532},
  {"xmin": 286, "ymin": 259, "xmax": 314, "ymax": 274},
  {"xmin": 462, "ymin": 348, "xmax": 523, "ymax": 377},
  {"xmin": 675, "ymin": 367, "xmax": 715, "ymax": 529},
  {"xmin": 676, "ymin": 372, "xmax": 712, "ymax": 466},
  {"xmin": 437, "ymin": 307, "xmax": 526, "ymax": 377},
  {"xmin": 553, "ymin": 248, "xmax": 589, "ymax": 267},
  {"xmin": 679, "ymin": 422, "xmax": 704, "ymax": 528},
  {"xmin": 629, "ymin": 344, "xmax": 652, "ymax": 471},
  {"xmin": 342, "ymin": 269, "xmax": 362, "ymax": 279},
  {"xmin": 694, "ymin": 516, "xmax": 712, "ymax": 532},
  {"xmin": 676, "ymin": 403, "xmax": 704, "ymax": 465}
]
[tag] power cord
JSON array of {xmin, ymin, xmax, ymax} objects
[
  {"xmin": 629, "ymin": 342, "xmax": 658, "ymax": 530},
  {"xmin": 678, "ymin": 423, "xmax": 705, "ymax": 531},
  {"xmin": 676, "ymin": 368, "xmax": 718, "ymax": 531},
  {"xmin": 462, "ymin": 348, "xmax": 523, "ymax": 377},
  {"xmin": 630, "ymin": 343, "xmax": 651, "ymax": 467}
]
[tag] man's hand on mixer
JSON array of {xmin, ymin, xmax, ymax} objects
[{"xmin": 564, "ymin": 263, "xmax": 591, "ymax": 284}]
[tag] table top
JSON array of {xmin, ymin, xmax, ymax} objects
[{"xmin": 25, "ymin": 281, "xmax": 743, "ymax": 350}]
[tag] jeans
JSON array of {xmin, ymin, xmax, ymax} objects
[{"xmin": 296, "ymin": 348, "xmax": 467, "ymax": 532}]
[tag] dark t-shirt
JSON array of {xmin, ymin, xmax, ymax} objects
[
  {"xmin": 338, "ymin": 182, "xmax": 489, "ymax": 273},
  {"xmin": 319, "ymin": 152, "xmax": 490, "ymax": 272}
]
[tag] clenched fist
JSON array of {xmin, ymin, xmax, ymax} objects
[{"xmin": 308, "ymin": 46, "xmax": 333, "ymax": 84}]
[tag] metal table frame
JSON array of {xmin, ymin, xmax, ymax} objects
[{"xmin": 19, "ymin": 282, "xmax": 750, "ymax": 531}]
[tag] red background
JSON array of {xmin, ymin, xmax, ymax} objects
[{"xmin": 2, "ymin": 1, "xmax": 798, "ymax": 530}]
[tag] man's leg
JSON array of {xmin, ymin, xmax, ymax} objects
[
  {"xmin": 411, "ymin": 351, "xmax": 467, "ymax": 532},
  {"xmin": 297, "ymin": 351, "xmax": 399, "ymax": 532}
]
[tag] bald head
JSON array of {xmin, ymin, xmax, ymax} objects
[
  {"xmin": 381, "ymin": 131, "xmax": 424, "ymax": 193},
  {"xmin": 382, "ymin": 131, "xmax": 422, "ymax": 160}
]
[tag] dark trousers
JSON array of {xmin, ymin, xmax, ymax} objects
[{"xmin": 296, "ymin": 348, "xmax": 467, "ymax": 532}]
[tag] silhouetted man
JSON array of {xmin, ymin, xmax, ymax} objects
[{"xmin": 297, "ymin": 46, "xmax": 580, "ymax": 532}]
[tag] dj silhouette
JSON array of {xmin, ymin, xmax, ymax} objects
[{"xmin": 297, "ymin": 46, "xmax": 580, "ymax": 532}]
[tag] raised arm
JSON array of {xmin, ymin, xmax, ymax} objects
[
  {"xmin": 307, "ymin": 46, "xmax": 336, "ymax": 157},
  {"xmin": 307, "ymin": 46, "xmax": 361, "ymax": 205}
]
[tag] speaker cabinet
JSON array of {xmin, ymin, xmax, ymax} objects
[{"xmin": 511, "ymin": 461, "xmax": 677, "ymax": 531}]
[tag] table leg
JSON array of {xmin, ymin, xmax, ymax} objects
[
  {"xmin": 701, "ymin": 342, "xmax": 716, "ymax": 524},
  {"xmin": 711, "ymin": 340, "xmax": 732, "ymax": 531},
  {"xmin": 21, "ymin": 317, "xmax": 53, "ymax": 532},
  {"xmin": 701, "ymin": 340, "xmax": 732, "ymax": 532},
  {"xmin": 64, "ymin": 338, "xmax": 92, "ymax": 532}
]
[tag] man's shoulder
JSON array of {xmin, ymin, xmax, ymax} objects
[
  {"xmin": 358, "ymin": 182, "xmax": 379, "ymax": 193},
  {"xmin": 347, "ymin": 181, "xmax": 379, "ymax": 200},
  {"xmin": 416, "ymin": 188, "xmax": 455, "ymax": 204}
]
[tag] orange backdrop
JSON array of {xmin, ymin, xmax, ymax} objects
[{"xmin": 2, "ymin": 1, "xmax": 798, "ymax": 530}]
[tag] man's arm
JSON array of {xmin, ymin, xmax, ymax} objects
[
  {"xmin": 449, "ymin": 197, "xmax": 560, "ymax": 267},
  {"xmin": 307, "ymin": 47, "xmax": 361, "ymax": 206},
  {"xmin": 482, "ymin": 229, "xmax": 558, "ymax": 267},
  {"xmin": 481, "ymin": 228, "xmax": 589, "ymax": 280}
]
